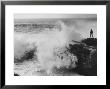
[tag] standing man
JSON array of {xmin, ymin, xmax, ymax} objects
[{"xmin": 90, "ymin": 29, "xmax": 93, "ymax": 38}]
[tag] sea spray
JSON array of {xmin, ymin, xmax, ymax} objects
[{"xmin": 14, "ymin": 21, "xmax": 80, "ymax": 75}]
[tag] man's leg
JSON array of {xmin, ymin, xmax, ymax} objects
[
  {"xmin": 92, "ymin": 34, "xmax": 93, "ymax": 38},
  {"xmin": 90, "ymin": 34, "xmax": 91, "ymax": 38}
]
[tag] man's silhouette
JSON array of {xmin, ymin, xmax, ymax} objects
[{"xmin": 90, "ymin": 29, "xmax": 93, "ymax": 38}]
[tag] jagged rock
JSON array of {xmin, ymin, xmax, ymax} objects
[
  {"xmin": 68, "ymin": 38, "xmax": 97, "ymax": 76},
  {"xmin": 14, "ymin": 73, "xmax": 19, "ymax": 76}
]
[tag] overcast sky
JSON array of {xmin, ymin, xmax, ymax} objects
[{"xmin": 14, "ymin": 14, "xmax": 97, "ymax": 20}]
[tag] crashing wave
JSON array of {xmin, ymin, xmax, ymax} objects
[{"xmin": 14, "ymin": 21, "xmax": 81, "ymax": 76}]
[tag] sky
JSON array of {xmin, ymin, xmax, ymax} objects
[
  {"xmin": 14, "ymin": 14, "xmax": 97, "ymax": 20},
  {"xmin": 14, "ymin": 14, "xmax": 97, "ymax": 38}
]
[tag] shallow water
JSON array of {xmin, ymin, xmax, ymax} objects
[{"xmin": 14, "ymin": 60, "xmax": 81, "ymax": 76}]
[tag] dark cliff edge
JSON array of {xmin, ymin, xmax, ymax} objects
[{"xmin": 68, "ymin": 38, "xmax": 97, "ymax": 76}]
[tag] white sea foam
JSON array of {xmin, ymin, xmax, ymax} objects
[{"xmin": 14, "ymin": 21, "xmax": 81, "ymax": 76}]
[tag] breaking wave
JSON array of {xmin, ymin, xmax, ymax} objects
[{"xmin": 14, "ymin": 21, "xmax": 81, "ymax": 76}]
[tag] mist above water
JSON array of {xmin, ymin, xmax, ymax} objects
[{"xmin": 14, "ymin": 21, "xmax": 81, "ymax": 75}]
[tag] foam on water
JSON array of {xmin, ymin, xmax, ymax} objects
[{"xmin": 14, "ymin": 21, "xmax": 81, "ymax": 76}]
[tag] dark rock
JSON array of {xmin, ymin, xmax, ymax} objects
[{"xmin": 14, "ymin": 73, "xmax": 19, "ymax": 76}]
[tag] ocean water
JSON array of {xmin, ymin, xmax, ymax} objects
[{"xmin": 14, "ymin": 21, "xmax": 82, "ymax": 76}]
